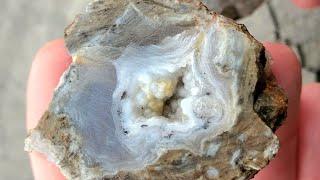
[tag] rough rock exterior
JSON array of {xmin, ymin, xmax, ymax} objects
[{"xmin": 25, "ymin": 0, "xmax": 287, "ymax": 179}]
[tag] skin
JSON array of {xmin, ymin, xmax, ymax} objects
[
  {"xmin": 292, "ymin": 0, "xmax": 320, "ymax": 8},
  {"xmin": 26, "ymin": 1, "xmax": 320, "ymax": 179}
]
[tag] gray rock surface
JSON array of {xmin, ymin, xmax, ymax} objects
[
  {"xmin": 238, "ymin": 3, "xmax": 276, "ymax": 42},
  {"xmin": 303, "ymin": 39, "xmax": 320, "ymax": 71},
  {"xmin": 302, "ymin": 69, "xmax": 317, "ymax": 84},
  {"xmin": 0, "ymin": 0, "xmax": 318, "ymax": 179}
]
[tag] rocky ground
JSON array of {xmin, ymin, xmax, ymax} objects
[
  {"xmin": 0, "ymin": 0, "xmax": 318, "ymax": 179},
  {"xmin": 240, "ymin": 0, "xmax": 320, "ymax": 84}
]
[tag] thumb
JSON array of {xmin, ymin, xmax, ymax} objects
[{"xmin": 26, "ymin": 39, "xmax": 71, "ymax": 180}]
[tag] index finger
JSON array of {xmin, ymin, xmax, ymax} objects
[
  {"xmin": 27, "ymin": 39, "xmax": 71, "ymax": 180},
  {"xmin": 254, "ymin": 43, "xmax": 301, "ymax": 180}
]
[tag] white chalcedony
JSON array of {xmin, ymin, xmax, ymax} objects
[{"xmin": 107, "ymin": 21, "xmax": 251, "ymax": 172}]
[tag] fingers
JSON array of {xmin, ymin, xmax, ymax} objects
[
  {"xmin": 254, "ymin": 43, "xmax": 302, "ymax": 180},
  {"xmin": 26, "ymin": 39, "xmax": 71, "ymax": 180},
  {"xmin": 29, "ymin": 152, "xmax": 66, "ymax": 180},
  {"xmin": 298, "ymin": 83, "xmax": 320, "ymax": 179},
  {"xmin": 292, "ymin": 0, "xmax": 320, "ymax": 8},
  {"xmin": 264, "ymin": 43, "xmax": 302, "ymax": 142}
]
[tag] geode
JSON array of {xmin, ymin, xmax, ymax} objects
[{"xmin": 25, "ymin": 0, "xmax": 287, "ymax": 179}]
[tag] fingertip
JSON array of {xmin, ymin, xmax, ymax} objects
[
  {"xmin": 27, "ymin": 39, "xmax": 71, "ymax": 130},
  {"xmin": 30, "ymin": 152, "xmax": 66, "ymax": 180},
  {"xmin": 299, "ymin": 83, "xmax": 320, "ymax": 125},
  {"xmin": 264, "ymin": 42, "xmax": 302, "ymax": 107},
  {"xmin": 292, "ymin": 0, "xmax": 320, "ymax": 8},
  {"xmin": 27, "ymin": 39, "xmax": 71, "ymax": 179},
  {"xmin": 33, "ymin": 39, "xmax": 71, "ymax": 71},
  {"xmin": 255, "ymin": 43, "xmax": 301, "ymax": 180},
  {"xmin": 264, "ymin": 42, "xmax": 301, "ymax": 71},
  {"xmin": 298, "ymin": 83, "xmax": 320, "ymax": 179},
  {"xmin": 264, "ymin": 41, "xmax": 301, "ymax": 144},
  {"xmin": 301, "ymin": 83, "xmax": 320, "ymax": 97}
]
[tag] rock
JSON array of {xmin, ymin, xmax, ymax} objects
[
  {"xmin": 302, "ymin": 68, "xmax": 317, "ymax": 84},
  {"xmin": 25, "ymin": 0, "xmax": 287, "ymax": 179},
  {"xmin": 302, "ymin": 39, "xmax": 320, "ymax": 71},
  {"xmin": 238, "ymin": 3, "xmax": 276, "ymax": 42},
  {"xmin": 270, "ymin": 0, "xmax": 320, "ymax": 44},
  {"xmin": 202, "ymin": 0, "xmax": 265, "ymax": 19}
]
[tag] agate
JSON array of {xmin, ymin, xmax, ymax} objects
[{"xmin": 25, "ymin": 0, "xmax": 287, "ymax": 179}]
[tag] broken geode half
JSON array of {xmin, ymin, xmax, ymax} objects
[{"xmin": 25, "ymin": 0, "xmax": 287, "ymax": 179}]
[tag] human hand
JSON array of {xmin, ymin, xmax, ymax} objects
[
  {"xmin": 26, "ymin": 1, "xmax": 320, "ymax": 180},
  {"xmin": 26, "ymin": 41, "xmax": 320, "ymax": 180}
]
